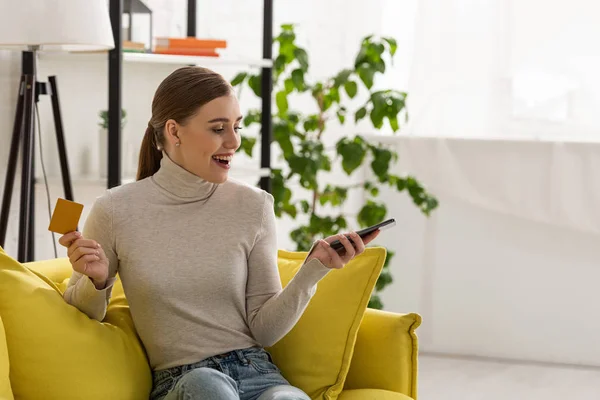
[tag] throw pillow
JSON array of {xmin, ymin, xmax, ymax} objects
[
  {"xmin": 0, "ymin": 315, "xmax": 14, "ymax": 400},
  {"xmin": 0, "ymin": 248, "xmax": 152, "ymax": 400},
  {"xmin": 267, "ymin": 247, "xmax": 386, "ymax": 400}
]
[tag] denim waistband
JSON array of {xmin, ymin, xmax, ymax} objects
[{"xmin": 155, "ymin": 346, "xmax": 264, "ymax": 377}]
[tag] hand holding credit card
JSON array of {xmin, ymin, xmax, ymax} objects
[{"xmin": 48, "ymin": 198, "xmax": 84, "ymax": 234}]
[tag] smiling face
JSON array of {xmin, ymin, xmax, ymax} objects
[{"xmin": 163, "ymin": 94, "xmax": 242, "ymax": 183}]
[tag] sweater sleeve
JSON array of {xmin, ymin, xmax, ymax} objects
[
  {"xmin": 245, "ymin": 193, "xmax": 331, "ymax": 347},
  {"xmin": 63, "ymin": 191, "xmax": 119, "ymax": 321}
]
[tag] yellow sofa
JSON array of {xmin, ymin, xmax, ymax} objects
[{"xmin": 0, "ymin": 252, "xmax": 420, "ymax": 400}]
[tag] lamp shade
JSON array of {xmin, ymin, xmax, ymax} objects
[{"xmin": 0, "ymin": 0, "xmax": 114, "ymax": 52}]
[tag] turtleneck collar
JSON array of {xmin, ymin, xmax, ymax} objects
[{"xmin": 151, "ymin": 152, "xmax": 219, "ymax": 201}]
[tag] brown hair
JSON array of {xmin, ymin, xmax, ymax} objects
[{"xmin": 137, "ymin": 66, "xmax": 233, "ymax": 180}]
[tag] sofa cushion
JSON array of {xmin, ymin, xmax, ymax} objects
[
  {"xmin": 0, "ymin": 248, "xmax": 152, "ymax": 400},
  {"xmin": 339, "ymin": 389, "xmax": 414, "ymax": 400},
  {"xmin": 267, "ymin": 247, "xmax": 386, "ymax": 400},
  {"xmin": 0, "ymin": 315, "xmax": 14, "ymax": 400},
  {"xmin": 345, "ymin": 309, "xmax": 421, "ymax": 399}
]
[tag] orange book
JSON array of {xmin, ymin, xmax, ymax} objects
[
  {"xmin": 123, "ymin": 40, "xmax": 146, "ymax": 49},
  {"xmin": 154, "ymin": 47, "xmax": 220, "ymax": 57},
  {"xmin": 154, "ymin": 37, "xmax": 227, "ymax": 49}
]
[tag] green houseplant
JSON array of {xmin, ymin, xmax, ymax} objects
[
  {"xmin": 98, "ymin": 109, "xmax": 127, "ymax": 178},
  {"xmin": 231, "ymin": 24, "xmax": 438, "ymax": 309}
]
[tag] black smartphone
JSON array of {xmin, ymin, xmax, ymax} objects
[{"xmin": 329, "ymin": 218, "xmax": 396, "ymax": 252}]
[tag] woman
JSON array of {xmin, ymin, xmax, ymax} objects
[{"xmin": 60, "ymin": 66, "xmax": 379, "ymax": 400}]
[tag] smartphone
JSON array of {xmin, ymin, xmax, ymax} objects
[{"xmin": 329, "ymin": 218, "xmax": 396, "ymax": 252}]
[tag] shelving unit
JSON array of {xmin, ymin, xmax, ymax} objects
[
  {"xmin": 107, "ymin": 0, "xmax": 274, "ymax": 192},
  {"xmin": 123, "ymin": 52, "xmax": 273, "ymax": 68},
  {"xmin": 40, "ymin": 51, "xmax": 273, "ymax": 68}
]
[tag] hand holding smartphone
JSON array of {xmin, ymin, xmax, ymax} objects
[{"xmin": 329, "ymin": 218, "xmax": 396, "ymax": 253}]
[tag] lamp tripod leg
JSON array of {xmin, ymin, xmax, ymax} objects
[{"xmin": 0, "ymin": 76, "xmax": 26, "ymax": 248}]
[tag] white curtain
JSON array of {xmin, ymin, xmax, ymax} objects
[
  {"xmin": 406, "ymin": 0, "xmax": 600, "ymax": 140},
  {"xmin": 376, "ymin": 1, "xmax": 600, "ymax": 365}
]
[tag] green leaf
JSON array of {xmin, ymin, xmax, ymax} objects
[
  {"xmin": 299, "ymin": 200, "xmax": 311, "ymax": 213},
  {"xmin": 290, "ymin": 225, "xmax": 314, "ymax": 252},
  {"xmin": 336, "ymin": 137, "xmax": 367, "ymax": 175},
  {"xmin": 375, "ymin": 270, "xmax": 393, "ymax": 291},
  {"xmin": 291, "ymin": 69, "xmax": 305, "ymax": 91},
  {"xmin": 423, "ymin": 196, "xmax": 439, "ymax": 216},
  {"xmin": 389, "ymin": 115, "xmax": 399, "ymax": 132},
  {"xmin": 330, "ymin": 86, "xmax": 340, "ymax": 103},
  {"xmin": 284, "ymin": 78, "xmax": 294, "ymax": 94},
  {"xmin": 358, "ymin": 201, "xmax": 387, "ymax": 227},
  {"xmin": 274, "ymin": 54, "xmax": 287, "ymax": 75},
  {"xmin": 344, "ymin": 81, "xmax": 358, "ymax": 99},
  {"xmin": 283, "ymin": 203, "xmax": 297, "ymax": 218},
  {"xmin": 276, "ymin": 91, "xmax": 289, "ymax": 114},
  {"xmin": 354, "ymin": 45, "xmax": 369, "ymax": 68},
  {"xmin": 364, "ymin": 181, "xmax": 380, "ymax": 197},
  {"xmin": 383, "ymin": 37, "xmax": 398, "ymax": 56},
  {"xmin": 355, "ymin": 107, "xmax": 367, "ymax": 123},
  {"xmin": 243, "ymin": 109, "xmax": 261, "ymax": 127},
  {"xmin": 395, "ymin": 176, "xmax": 406, "ymax": 191},
  {"xmin": 273, "ymin": 121, "xmax": 294, "ymax": 158},
  {"xmin": 370, "ymin": 147, "xmax": 393, "ymax": 181},
  {"xmin": 294, "ymin": 48, "xmax": 309, "ymax": 71},
  {"xmin": 271, "ymin": 169, "xmax": 293, "ymax": 218},
  {"xmin": 370, "ymin": 105, "xmax": 386, "ymax": 128},
  {"xmin": 237, "ymin": 136, "xmax": 256, "ymax": 157},
  {"xmin": 333, "ymin": 69, "xmax": 353, "ymax": 87},
  {"xmin": 383, "ymin": 249, "xmax": 395, "ymax": 269},
  {"xmin": 357, "ymin": 66, "xmax": 375, "ymax": 89},
  {"xmin": 303, "ymin": 115, "xmax": 320, "ymax": 133},
  {"xmin": 287, "ymin": 140, "xmax": 330, "ymax": 189},
  {"xmin": 319, "ymin": 185, "xmax": 348, "ymax": 207},
  {"xmin": 230, "ymin": 72, "xmax": 247, "ymax": 86},
  {"xmin": 337, "ymin": 110, "xmax": 346, "ymax": 124},
  {"xmin": 248, "ymin": 75, "xmax": 261, "ymax": 97},
  {"xmin": 322, "ymin": 95, "xmax": 333, "ymax": 111},
  {"xmin": 307, "ymin": 214, "xmax": 347, "ymax": 239},
  {"xmin": 368, "ymin": 295, "xmax": 383, "ymax": 310}
]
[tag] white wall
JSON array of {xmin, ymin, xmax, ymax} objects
[
  {"xmin": 1, "ymin": 0, "xmax": 414, "ymax": 259},
  {"xmin": 371, "ymin": 135, "xmax": 600, "ymax": 367}
]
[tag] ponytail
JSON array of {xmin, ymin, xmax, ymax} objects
[{"xmin": 137, "ymin": 124, "xmax": 163, "ymax": 181}]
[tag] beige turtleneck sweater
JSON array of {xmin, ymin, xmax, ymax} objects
[{"xmin": 63, "ymin": 154, "xmax": 330, "ymax": 371}]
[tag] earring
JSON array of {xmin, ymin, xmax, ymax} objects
[{"xmin": 175, "ymin": 142, "xmax": 180, "ymax": 147}]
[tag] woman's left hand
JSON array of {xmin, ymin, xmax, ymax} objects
[{"xmin": 305, "ymin": 230, "xmax": 380, "ymax": 270}]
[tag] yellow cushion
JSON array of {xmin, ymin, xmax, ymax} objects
[
  {"xmin": 267, "ymin": 248, "xmax": 386, "ymax": 400},
  {"xmin": 345, "ymin": 310, "xmax": 421, "ymax": 399},
  {"xmin": 0, "ymin": 316, "xmax": 14, "ymax": 400},
  {"xmin": 0, "ymin": 249, "xmax": 152, "ymax": 400},
  {"xmin": 339, "ymin": 389, "xmax": 414, "ymax": 400}
]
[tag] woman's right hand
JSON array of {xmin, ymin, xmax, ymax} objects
[{"xmin": 59, "ymin": 231, "xmax": 109, "ymax": 289}]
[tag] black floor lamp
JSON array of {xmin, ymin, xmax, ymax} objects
[{"xmin": 0, "ymin": 0, "xmax": 115, "ymax": 262}]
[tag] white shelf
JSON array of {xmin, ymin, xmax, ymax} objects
[
  {"xmin": 39, "ymin": 51, "xmax": 272, "ymax": 68},
  {"xmin": 124, "ymin": 52, "xmax": 272, "ymax": 68}
]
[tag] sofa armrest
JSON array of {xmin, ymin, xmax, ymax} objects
[{"xmin": 344, "ymin": 309, "xmax": 421, "ymax": 400}]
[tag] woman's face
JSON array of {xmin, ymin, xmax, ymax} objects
[{"xmin": 164, "ymin": 94, "xmax": 242, "ymax": 183}]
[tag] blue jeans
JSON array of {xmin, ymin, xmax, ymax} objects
[{"xmin": 150, "ymin": 347, "xmax": 311, "ymax": 400}]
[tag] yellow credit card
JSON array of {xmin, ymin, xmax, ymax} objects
[{"xmin": 48, "ymin": 198, "xmax": 84, "ymax": 234}]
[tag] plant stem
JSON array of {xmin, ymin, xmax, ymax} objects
[{"xmin": 312, "ymin": 94, "xmax": 327, "ymax": 214}]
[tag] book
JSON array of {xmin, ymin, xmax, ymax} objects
[
  {"xmin": 154, "ymin": 37, "xmax": 227, "ymax": 50},
  {"xmin": 153, "ymin": 47, "xmax": 220, "ymax": 57},
  {"xmin": 123, "ymin": 40, "xmax": 146, "ymax": 50}
]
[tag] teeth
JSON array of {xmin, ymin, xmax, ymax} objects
[{"xmin": 212, "ymin": 155, "xmax": 233, "ymax": 161}]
